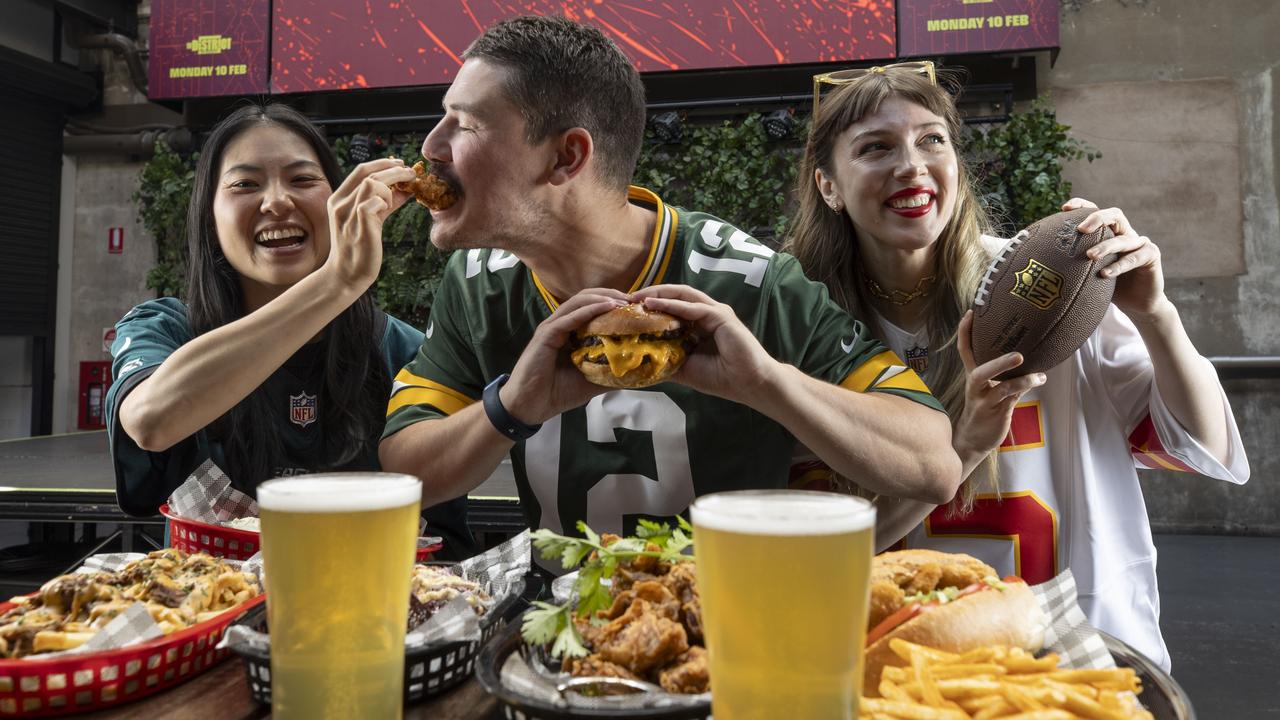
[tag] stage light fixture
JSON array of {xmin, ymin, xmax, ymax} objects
[
  {"xmin": 763, "ymin": 109, "xmax": 796, "ymax": 141},
  {"xmin": 650, "ymin": 111, "xmax": 684, "ymax": 144},
  {"xmin": 348, "ymin": 134, "xmax": 375, "ymax": 164}
]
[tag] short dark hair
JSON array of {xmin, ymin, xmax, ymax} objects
[{"xmin": 463, "ymin": 15, "xmax": 646, "ymax": 190}]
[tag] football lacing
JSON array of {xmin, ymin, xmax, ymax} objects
[{"xmin": 973, "ymin": 230, "xmax": 1029, "ymax": 307}]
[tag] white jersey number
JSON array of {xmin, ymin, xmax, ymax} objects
[
  {"xmin": 524, "ymin": 391, "xmax": 694, "ymax": 535},
  {"xmin": 687, "ymin": 221, "xmax": 774, "ymax": 288}
]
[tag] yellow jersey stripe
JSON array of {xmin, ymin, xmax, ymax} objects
[
  {"xmin": 651, "ymin": 205, "xmax": 678, "ymax": 286},
  {"xmin": 874, "ymin": 366, "xmax": 931, "ymax": 394},
  {"xmin": 531, "ymin": 273, "xmax": 559, "ymax": 312},
  {"xmin": 389, "ymin": 370, "xmax": 475, "ymax": 407},
  {"xmin": 838, "ymin": 350, "xmax": 901, "ymax": 392},
  {"xmin": 386, "ymin": 386, "xmax": 475, "ymax": 418}
]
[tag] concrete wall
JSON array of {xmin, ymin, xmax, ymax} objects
[
  {"xmin": 1049, "ymin": 0, "xmax": 1280, "ymax": 533},
  {"xmin": 0, "ymin": 338, "xmax": 34, "ymax": 440},
  {"xmin": 58, "ymin": 157, "xmax": 153, "ymax": 434}
]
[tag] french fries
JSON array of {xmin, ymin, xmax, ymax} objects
[
  {"xmin": 862, "ymin": 640, "xmax": 1152, "ymax": 720},
  {"xmin": 0, "ymin": 549, "xmax": 261, "ymax": 659}
]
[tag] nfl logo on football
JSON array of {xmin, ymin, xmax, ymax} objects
[
  {"xmin": 1011, "ymin": 259, "xmax": 1064, "ymax": 310},
  {"xmin": 289, "ymin": 392, "xmax": 317, "ymax": 428}
]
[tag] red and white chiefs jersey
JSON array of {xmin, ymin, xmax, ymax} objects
[{"xmin": 872, "ymin": 304, "xmax": 1249, "ymax": 671}]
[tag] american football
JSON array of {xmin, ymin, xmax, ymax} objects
[{"xmin": 970, "ymin": 208, "xmax": 1116, "ymax": 379}]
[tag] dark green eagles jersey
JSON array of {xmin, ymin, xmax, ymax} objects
[
  {"xmin": 106, "ymin": 299, "xmax": 417, "ymax": 503},
  {"xmin": 384, "ymin": 187, "xmax": 941, "ymax": 539}
]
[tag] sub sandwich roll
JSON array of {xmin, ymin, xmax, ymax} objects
[{"xmin": 863, "ymin": 550, "xmax": 1049, "ymax": 696}]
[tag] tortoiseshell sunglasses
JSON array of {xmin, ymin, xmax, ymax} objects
[{"xmin": 812, "ymin": 60, "xmax": 937, "ymax": 119}]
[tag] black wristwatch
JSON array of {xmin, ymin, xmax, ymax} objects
[{"xmin": 482, "ymin": 373, "xmax": 543, "ymax": 441}]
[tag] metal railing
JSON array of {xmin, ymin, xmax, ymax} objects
[{"xmin": 1208, "ymin": 356, "xmax": 1280, "ymax": 380}]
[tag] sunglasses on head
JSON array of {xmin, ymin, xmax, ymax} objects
[{"xmin": 812, "ymin": 60, "xmax": 938, "ymax": 119}]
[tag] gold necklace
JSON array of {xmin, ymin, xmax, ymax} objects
[{"xmin": 865, "ymin": 274, "xmax": 935, "ymax": 306}]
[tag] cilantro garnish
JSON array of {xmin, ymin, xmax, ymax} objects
[{"xmin": 523, "ymin": 518, "xmax": 695, "ymax": 659}]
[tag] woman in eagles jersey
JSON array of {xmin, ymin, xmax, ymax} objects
[
  {"xmin": 106, "ymin": 103, "xmax": 474, "ymax": 558},
  {"xmin": 782, "ymin": 63, "xmax": 1248, "ymax": 669}
]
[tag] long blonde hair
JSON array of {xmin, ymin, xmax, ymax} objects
[{"xmin": 782, "ymin": 68, "xmax": 996, "ymax": 513}]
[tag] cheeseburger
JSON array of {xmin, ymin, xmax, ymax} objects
[{"xmin": 570, "ymin": 303, "xmax": 695, "ymax": 388}]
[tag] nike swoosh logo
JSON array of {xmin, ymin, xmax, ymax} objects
[
  {"xmin": 841, "ymin": 337, "xmax": 856, "ymax": 354},
  {"xmin": 425, "ymin": 321, "xmax": 434, "ymax": 339}
]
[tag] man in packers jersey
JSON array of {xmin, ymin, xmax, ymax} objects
[{"xmin": 379, "ymin": 16, "xmax": 962, "ymax": 547}]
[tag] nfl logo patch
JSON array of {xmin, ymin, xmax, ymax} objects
[
  {"xmin": 905, "ymin": 346, "xmax": 929, "ymax": 375},
  {"xmin": 289, "ymin": 392, "xmax": 317, "ymax": 428}
]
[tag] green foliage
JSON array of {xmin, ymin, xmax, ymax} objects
[
  {"xmin": 133, "ymin": 141, "xmax": 197, "ymax": 298},
  {"xmin": 635, "ymin": 112, "xmax": 808, "ymax": 242},
  {"xmin": 333, "ymin": 135, "xmax": 451, "ymax": 328},
  {"xmin": 133, "ymin": 101, "xmax": 1092, "ymax": 321},
  {"xmin": 964, "ymin": 98, "xmax": 1100, "ymax": 235}
]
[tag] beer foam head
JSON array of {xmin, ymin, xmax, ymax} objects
[
  {"xmin": 691, "ymin": 490, "xmax": 875, "ymax": 536},
  {"xmin": 257, "ymin": 473, "xmax": 421, "ymax": 513}
]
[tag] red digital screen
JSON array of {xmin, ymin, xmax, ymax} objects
[
  {"xmin": 271, "ymin": 1, "xmax": 899, "ymax": 94},
  {"xmin": 896, "ymin": 0, "xmax": 1058, "ymax": 57},
  {"xmin": 148, "ymin": 0, "xmax": 270, "ymax": 99}
]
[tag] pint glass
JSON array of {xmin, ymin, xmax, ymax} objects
[
  {"xmin": 257, "ymin": 473, "xmax": 422, "ymax": 720},
  {"xmin": 691, "ymin": 490, "xmax": 876, "ymax": 720}
]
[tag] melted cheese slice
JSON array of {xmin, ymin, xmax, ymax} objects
[{"xmin": 572, "ymin": 336, "xmax": 685, "ymax": 378}]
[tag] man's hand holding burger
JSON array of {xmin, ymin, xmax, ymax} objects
[
  {"xmin": 629, "ymin": 284, "xmax": 776, "ymax": 404},
  {"xmin": 497, "ymin": 288, "xmax": 633, "ymax": 427}
]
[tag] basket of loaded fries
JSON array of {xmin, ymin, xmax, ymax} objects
[
  {"xmin": 223, "ymin": 531, "xmax": 528, "ymax": 705},
  {"xmin": 161, "ymin": 460, "xmax": 443, "ymax": 561},
  {"xmin": 477, "ymin": 524, "xmax": 1188, "ymax": 720},
  {"xmin": 0, "ymin": 548, "xmax": 264, "ymax": 717}
]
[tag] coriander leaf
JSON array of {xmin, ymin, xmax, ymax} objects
[
  {"xmin": 661, "ymin": 529, "xmax": 694, "ymax": 563},
  {"xmin": 550, "ymin": 622, "xmax": 590, "ymax": 659},
  {"xmin": 635, "ymin": 519, "xmax": 665, "ymax": 539},
  {"xmin": 677, "ymin": 515, "xmax": 693, "ymax": 534},
  {"xmin": 575, "ymin": 520, "xmax": 601, "ymax": 547},
  {"xmin": 521, "ymin": 601, "xmax": 568, "ymax": 645},
  {"xmin": 608, "ymin": 538, "xmax": 648, "ymax": 555},
  {"xmin": 530, "ymin": 529, "xmax": 576, "ymax": 561},
  {"xmin": 561, "ymin": 542, "xmax": 593, "ymax": 570},
  {"xmin": 576, "ymin": 564, "xmax": 613, "ymax": 618}
]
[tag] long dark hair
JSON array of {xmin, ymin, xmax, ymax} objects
[{"xmin": 184, "ymin": 102, "xmax": 389, "ymax": 488}]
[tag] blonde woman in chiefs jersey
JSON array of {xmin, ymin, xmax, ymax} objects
[{"xmin": 782, "ymin": 62, "xmax": 1249, "ymax": 670}]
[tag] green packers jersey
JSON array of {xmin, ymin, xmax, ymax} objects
[{"xmin": 385, "ymin": 187, "xmax": 941, "ymax": 539}]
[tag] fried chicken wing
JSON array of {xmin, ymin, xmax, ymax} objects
[
  {"xmin": 393, "ymin": 160, "xmax": 458, "ymax": 211},
  {"xmin": 659, "ymin": 646, "xmax": 709, "ymax": 694},
  {"xmin": 595, "ymin": 608, "xmax": 688, "ymax": 675}
]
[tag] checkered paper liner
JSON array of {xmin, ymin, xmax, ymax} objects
[
  {"xmin": 493, "ymin": 568, "xmax": 1112, "ymax": 713},
  {"xmin": 1030, "ymin": 568, "xmax": 1116, "ymax": 670},
  {"xmin": 167, "ymin": 460, "xmax": 258, "ymax": 525},
  {"xmin": 18, "ymin": 553, "xmax": 257, "ymax": 661},
  {"xmin": 219, "ymin": 529, "xmax": 531, "ymax": 654}
]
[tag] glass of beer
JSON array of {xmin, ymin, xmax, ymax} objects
[
  {"xmin": 691, "ymin": 490, "xmax": 876, "ymax": 720},
  {"xmin": 257, "ymin": 473, "xmax": 421, "ymax": 720}
]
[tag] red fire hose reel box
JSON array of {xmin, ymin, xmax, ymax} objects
[{"xmin": 78, "ymin": 360, "xmax": 113, "ymax": 430}]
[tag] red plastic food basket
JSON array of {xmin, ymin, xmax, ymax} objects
[
  {"xmin": 160, "ymin": 504, "xmax": 260, "ymax": 560},
  {"xmin": 0, "ymin": 594, "xmax": 266, "ymax": 717},
  {"xmin": 160, "ymin": 504, "xmax": 443, "ymax": 561}
]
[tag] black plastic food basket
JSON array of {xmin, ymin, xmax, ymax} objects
[{"xmin": 231, "ymin": 575, "xmax": 524, "ymax": 706}]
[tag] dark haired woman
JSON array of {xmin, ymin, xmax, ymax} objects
[{"xmin": 106, "ymin": 103, "xmax": 475, "ymax": 558}]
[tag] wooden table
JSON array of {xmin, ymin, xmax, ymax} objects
[{"xmin": 81, "ymin": 657, "xmax": 503, "ymax": 719}]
